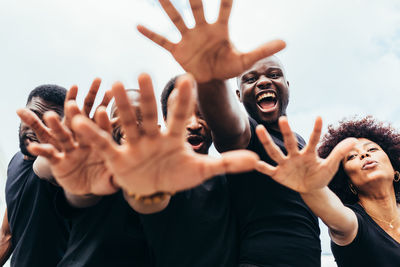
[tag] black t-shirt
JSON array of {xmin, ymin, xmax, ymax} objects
[
  {"xmin": 56, "ymin": 191, "xmax": 151, "ymax": 267},
  {"xmin": 5, "ymin": 152, "xmax": 69, "ymax": 267},
  {"xmin": 331, "ymin": 203, "xmax": 400, "ymax": 267},
  {"xmin": 140, "ymin": 175, "xmax": 237, "ymax": 267},
  {"xmin": 228, "ymin": 117, "xmax": 321, "ymax": 267}
]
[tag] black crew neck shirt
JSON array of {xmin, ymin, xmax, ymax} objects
[
  {"xmin": 56, "ymin": 191, "xmax": 151, "ymax": 267},
  {"xmin": 332, "ymin": 203, "xmax": 400, "ymax": 267},
  {"xmin": 228, "ymin": 117, "xmax": 321, "ymax": 267},
  {"xmin": 5, "ymin": 152, "xmax": 69, "ymax": 267},
  {"xmin": 140, "ymin": 175, "xmax": 238, "ymax": 267}
]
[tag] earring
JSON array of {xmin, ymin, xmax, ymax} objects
[
  {"xmin": 394, "ymin": 171, "xmax": 400, "ymax": 182},
  {"xmin": 349, "ymin": 184, "xmax": 358, "ymax": 195}
]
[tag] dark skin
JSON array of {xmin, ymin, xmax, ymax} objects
[
  {"xmin": 138, "ymin": 0, "xmax": 286, "ymax": 152},
  {"xmin": 70, "ymin": 74, "xmax": 258, "ymax": 198},
  {"xmin": 17, "ymin": 78, "xmax": 116, "ymax": 200},
  {"xmin": 5, "ymin": 91, "xmax": 68, "ymax": 262},
  {"xmin": 0, "ymin": 209, "xmax": 11, "ymax": 266},
  {"xmin": 19, "ymin": 97, "xmax": 64, "ymax": 160},
  {"xmin": 237, "ymin": 56, "xmax": 290, "ymax": 131},
  {"xmin": 198, "ymin": 56, "xmax": 290, "ymax": 152},
  {"xmin": 167, "ymin": 94, "xmax": 212, "ymax": 155},
  {"xmin": 127, "ymin": 80, "xmax": 214, "ymax": 214}
]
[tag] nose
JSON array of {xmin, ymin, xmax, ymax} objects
[
  {"xmin": 256, "ymin": 76, "xmax": 272, "ymax": 90},
  {"xmin": 186, "ymin": 115, "xmax": 202, "ymax": 132},
  {"xmin": 360, "ymin": 152, "xmax": 370, "ymax": 160}
]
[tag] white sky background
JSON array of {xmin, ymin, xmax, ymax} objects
[{"xmin": 1, "ymin": 0, "xmax": 400, "ymax": 258}]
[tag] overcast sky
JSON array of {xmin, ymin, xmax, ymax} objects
[{"xmin": 1, "ymin": 0, "xmax": 400, "ymax": 257}]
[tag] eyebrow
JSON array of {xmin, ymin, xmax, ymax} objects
[
  {"xmin": 242, "ymin": 67, "xmax": 283, "ymax": 77},
  {"xmin": 345, "ymin": 141, "xmax": 375, "ymax": 155},
  {"xmin": 362, "ymin": 141, "xmax": 375, "ymax": 148}
]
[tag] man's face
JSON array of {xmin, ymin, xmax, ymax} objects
[
  {"xmin": 167, "ymin": 90, "xmax": 212, "ymax": 155},
  {"xmin": 238, "ymin": 56, "xmax": 289, "ymax": 126},
  {"xmin": 19, "ymin": 97, "xmax": 63, "ymax": 157}
]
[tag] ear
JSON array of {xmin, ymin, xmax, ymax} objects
[
  {"xmin": 235, "ymin": 90, "xmax": 241, "ymax": 101},
  {"xmin": 287, "ymin": 80, "xmax": 290, "ymax": 87}
]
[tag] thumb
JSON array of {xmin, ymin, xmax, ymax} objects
[
  {"xmin": 241, "ymin": 40, "xmax": 286, "ymax": 71},
  {"xmin": 204, "ymin": 150, "xmax": 259, "ymax": 177}
]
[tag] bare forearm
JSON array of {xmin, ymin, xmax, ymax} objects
[
  {"xmin": 33, "ymin": 156, "xmax": 53, "ymax": 179},
  {"xmin": 197, "ymin": 80, "xmax": 250, "ymax": 152},
  {"xmin": 123, "ymin": 191, "xmax": 171, "ymax": 214},
  {"xmin": 301, "ymin": 187, "xmax": 358, "ymax": 245},
  {"xmin": 0, "ymin": 239, "xmax": 12, "ymax": 266},
  {"xmin": 33, "ymin": 157, "xmax": 59, "ymax": 186},
  {"xmin": 64, "ymin": 191, "xmax": 102, "ymax": 208},
  {"xmin": 0, "ymin": 210, "xmax": 12, "ymax": 265}
]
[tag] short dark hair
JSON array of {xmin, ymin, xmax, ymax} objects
[
  {"xmin": 160, "ymin": 75, "xmax": 181, "ymax": 119},
  {"xmin": 318, "ymin": 116, "xmax": 400, "ymax": 204},
  {"xmin": 27, "ymin": 84, "xmax": 67, "ymax": 107}
]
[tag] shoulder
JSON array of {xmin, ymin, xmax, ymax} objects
[{"xmin": 7, "ymin": 152, "xmax": 24, "ymax": 169}]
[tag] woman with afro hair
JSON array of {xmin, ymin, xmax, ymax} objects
[{"xmin": 254, "ymin": 116, "xmax": 400, "ymax": 267}]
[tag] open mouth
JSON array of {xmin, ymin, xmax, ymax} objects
[
  {"xmin": 256, "ymin": 91, "xmax": 278, "ymax": 112},
  {"xmin": 187, "ymin": 135, "xmax": 204, "ymax": 151},
  {"xmin": 22, "ymin": 132, "xmax": 38, "ymax": 144}
]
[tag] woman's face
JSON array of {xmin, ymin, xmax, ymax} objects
[{"xmin": 342, "ymin": 138, "xmax": 395, "ymax": 189}]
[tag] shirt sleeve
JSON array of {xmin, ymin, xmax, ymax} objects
[{"xmin": 331, "ymin": 210, "xmax": 364, "ymax": 249}]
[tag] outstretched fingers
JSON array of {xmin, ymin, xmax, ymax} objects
[
  {"xmin": 255, "ymin": 125, "xmax": 285, "ymax": 164},
  {"xmin": 94, "ymin": 106, "xmax": 112, "ymax": 133},
  {"xmin": 189, "ymin": 0, "xmax": 206, "ymax": 25},
  {"xmin": 83, "ymin": 78, "xmax": 102, "ymax": 117},
  {"xmin": 279, "ymin": 117, "xmax": 299, "ymax": 156},
  {"xmin": 93, "ymin": 90, "xmax": 112, "ymax": 120},
  {"xmin": 159, "ymin": 0, "xmax": 188, "ymax": 34},
  {"xmin": 137, "ymin": 25, "xmax": 175, "ymax": 52},
  {"xmin": 64, "ymin": 100, "xmax": 83, "ymax": 130},
  {"xmin": 99, "ymin": 90, "xmax": 112, "ymax": 108},
  {"xmin": 304, "ymin": 117, "xmax": 322, "ymax": 154},
  {"xmin": 138, "ymin": 73, "xmax": 159, "ymax": 137},
  {"xmin": 217, "ymin": 0, "xmax": 233, "ymax": 24},
  {"xmin": 44, "ymin": 111, "xmax": 75, "ymax": 153},
  {"xmin": 66, "ymin": 85, "xmax": 78, "ymax": 102},
  {"xmin": 112, "ymin": 82, "xmax": 140, "ymax": 144},
  {"xmin": 241, "ymin": 40, "xmax": 286, "ymax": 71},
  {"xmin": 27, "ymin": 143, "xmax": 61, "ymax": 164},
  {"xmin": 71, "ymin": 115, "xmax": 119, "ymax": 162},
  {"xmin": 166, "ymin": 75, "xmax": 194, "ymax": 139},
  {"xmin": 16, "ymin": 108, "xmax": 53, "ymax": 144}
]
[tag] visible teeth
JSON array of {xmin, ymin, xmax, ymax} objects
[{"xmin": 257, "ymin": 92, "xmax": 276, "ymax": 102}]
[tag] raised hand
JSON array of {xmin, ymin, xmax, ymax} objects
[
  {"xmin": 255, "ymin": 117, "xmax": 356, "ymax": 193},
  {"xmin": 16, "ymin": 78, "xmax": 117, "ymax": 195},
  {"xmin": 71, "ymin": 73, "xmax": 259, "ymax": 197},
  {"xmin": 137, "ymin": 0, "xmax": 285, "ymax": 83}
]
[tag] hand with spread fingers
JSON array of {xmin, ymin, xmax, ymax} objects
[
  {"xmin": 16, "ymin": 78, "xmax": 118, "ymax": 196},
  {"xmin": 137, "ymin": 0, "xmax": 286, "ymax": 83},
  {"xmin": 71, "ymin": 73, "xmax": 259, "ymax": 197},
  {"xmin": 255, "ymin": 116, "xmax": 357, "ymax": 193}
]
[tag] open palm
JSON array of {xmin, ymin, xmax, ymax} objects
[
  {"xmin": 255, "ymin": 117, "xmax": 356, "ymax": 193},
  {"xmin": 17, "ymin": 79, "xmax": 117, "ymax": 195},
  {"xmin": 138, "ymin": 0, "xmax": 285, "ymax": 83},
  {"xmin": 72, "ymin": 74, "xmax": 259, "ymax": 197}
]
